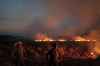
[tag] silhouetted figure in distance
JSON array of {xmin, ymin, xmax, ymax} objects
[{"xmin": 47, "ymin": 44, "xmax": 56, "ymax": 66}]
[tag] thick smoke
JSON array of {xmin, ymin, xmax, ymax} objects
[
  {"xmin": 29, "ymin": 0, "xmax": 100, "ymax": 38},
  {"xmin": 15, "ymin": 0, "xmax": 99, "ymax": 41}
]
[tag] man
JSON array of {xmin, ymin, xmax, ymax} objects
[
  {"xmin": 14, "ymin": 41, "xmax": 25, "ymax": 66},
  {"xmin": 47, "ymin": 44, "xmax": 56, "ymax": 66}
]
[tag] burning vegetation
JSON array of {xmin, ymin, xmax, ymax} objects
[
  {"xmin": 33, "ymin": 33, "xmax": 98, "ymax": 60},
  {"xmin": 0, "ymin": 34, "xmax": 99, "ymax": 66}
]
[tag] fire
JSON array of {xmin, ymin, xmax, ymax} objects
[
  {"xmin": 84, "ymin": 30, "xmax": 100, "ymax": 55},
  {"xmin": 74, "ymin": 36, "xmax": 96, "ymax": 42},
  {"xmin": 34, "ymin": 33, "xmax": 96, "ymax": 42},
  {"xmin": 33, "ymin": 33, "xmax": 98, "ymax": 59},
  {"xmin": 74, "ymin": 36, "xmax": 87, "ymax": 41},
  {"xmin": 34, "ymin": 33, "xmax": 53, "ymax": 41}
]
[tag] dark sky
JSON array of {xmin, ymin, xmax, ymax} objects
[
  {"xmin": 0, "ymin": 0, "xmax": 48, "ymax": 33},
  {"xmin": 0, "ymin": 0, "xmax": 100, "ymax": 37}
]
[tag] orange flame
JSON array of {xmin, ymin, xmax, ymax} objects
[{"xmin": 34, "ymin": 33, "xmax": 53, "ymax": 41}]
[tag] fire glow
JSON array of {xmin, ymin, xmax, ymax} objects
[
  {"xmin": 34, "ymin": 39, "xmax": 96, "ymax": 42},
  {"xmin": 32, "ymin": 33, "xmax": 99, "ymax": 59},
  {"xmin": 34, "ymin": 33, "xmax": 96, "ymax": 42}
]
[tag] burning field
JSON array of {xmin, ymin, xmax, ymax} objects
[
  {"xmin": 34, "ymin": 32, "xmax": 98, "ymax": 58},
  {"xmin": 0, "ymin": 0, "xmax": 100, "ymax": 66},
  {"xmin": 0, "ymin": 34, "xmax": 99, "ymax": 66}
]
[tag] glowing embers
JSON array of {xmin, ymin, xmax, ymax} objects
[
  {"xmin": 34, "ymin": 39, "xmax": 55, "ymax": 42},
  {"xmin": 74, "ymin": 39, "xmax": 96, "ymax": 42},
  {"xmin": 34, "ymin": 39, "xmax": 96, "ymax": 42}
]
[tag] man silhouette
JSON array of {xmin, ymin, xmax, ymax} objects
[{"xmin": 47, "ymin": 44, "xmax": 56, "ymax": 66}]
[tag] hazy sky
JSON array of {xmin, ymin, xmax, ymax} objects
[
  {"xmin": 0, "ymin": 0, "xmax": 100, "ymax": 38},
  {"xmin": 0, "ymin": 0, "xmax": 48, "ymax": 33}
]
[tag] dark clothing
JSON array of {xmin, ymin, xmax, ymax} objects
[{"xmin": 47, "ymin": 47, "xmax": 56, "ymax": 66}]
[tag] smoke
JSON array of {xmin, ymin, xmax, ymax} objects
[
  {"xmin": 39, "ymin": 0, "xmax": 99, "ymax": 38},
  {"xmin": 0, "ymin": 0, "xmax": 99, "ymax": 40}
]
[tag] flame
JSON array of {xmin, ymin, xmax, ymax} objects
[
  {"xmin": 73, "ymin": 36, "xmax": 96, "ymax": 42},
  {"xmin": 34, "ymin": 33, "xmax": 53, "ymax": 41},
  {"xmin": 84, "ymin": 30, "xmax": 100, "ymax": 55},
  {"xmin": 74, "ymin": 36, "xmax": 87, "ymax": 41},
  {"xmin": 33, "ymin": 33, "xmax": 98, "ymax": 59},
  {"xmin": 34, "ymin": 33, "xmax": 96, "ymax": 42}
]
